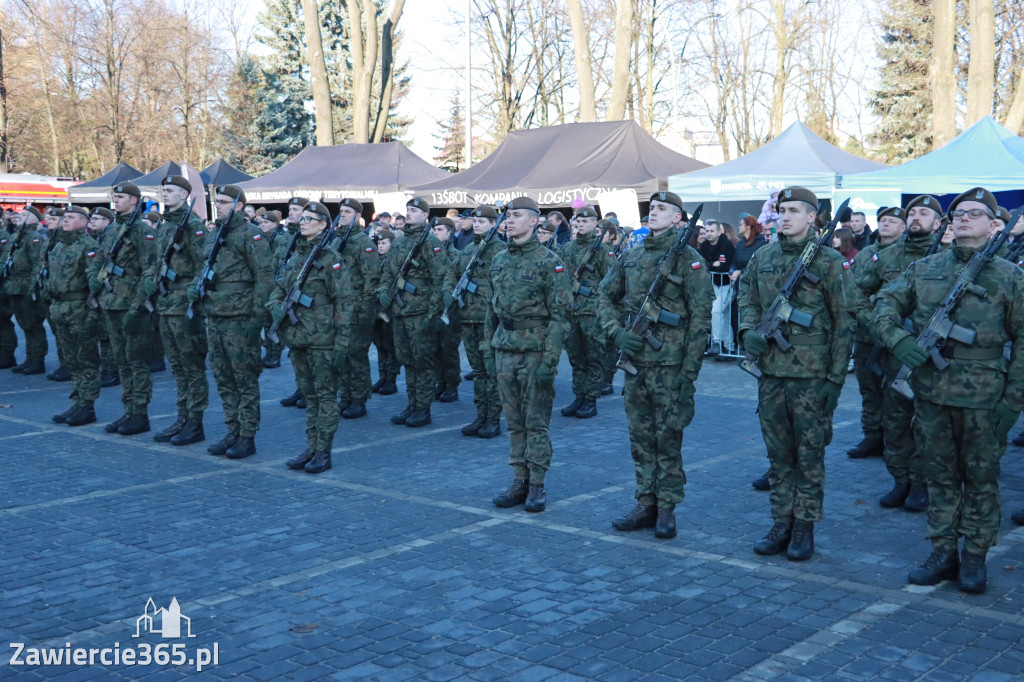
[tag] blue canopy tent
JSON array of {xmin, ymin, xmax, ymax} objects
[
  {"xmin": 67, "ymin": 162, "xmax": 144, "ymax": 203},
  {"xmin": 200, "ymin": 159, "xmax": 254, "ymax": 187}
]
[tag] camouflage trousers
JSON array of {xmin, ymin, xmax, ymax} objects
[
  {"xmin": 291, "ymin": 346, "xmax": 340, "ymax": 451},
  {"xmin": 146, "ymin": 311, "xmax": 164, "ymax": 363},
  {"xmin": 338, "ymin": 305, "xmax": 375, "ymax": 403},
  {"xmin": 52, "ymin": 307, "xmax": 100, "ymax": 408},
  {"xmin": 48, "ymin": 312, "xmax": 65, "ymax": 368},
  {"xmin": 435, "ymin": 315, "xmax": 462, "ymax": 390},
  {"xmin": 160, "ymin": 313, "xmax": 209, "ymax": 420},
  {"xmin": 565, "ymin": 313, "xmax": 605, "ymax": 400},
  {"xmin": 758, "ymin": 376, "xmax": 831, "ymax": 523},
  {"xmin": 881, "ymin": 380, "xmax": 923, "ymax": 485},
  {"xmin": 463, "ymin": 322, "xmax": 501, "ymax": 418},
  {"xmin": 104, "ymin": 309, "xmax": 153, "ymax": 413},
  {"xmin": 207, "ymin": 315, "xmax": 263, "ymax": 436},
  {"xmin": 602, "ymin": 338, "xmax": 618, "ymax": 386},
  {"xmin": 623, "ymin": 364, "xmax": 693, "ymax": 509},
  {"xmin": 853, "ymin": 341, "xmax": 883, "ymax": 438},
  {"xmin": 0, "ymin": 293, "xmax": 16, "ymax": 358},
  {"xmin": 496, "ymin": 350, "xmax": 556, "ymax": 485},
  {"xmin": 10, "ymin": 294, "xmax": 48, "ymax": 363},
  {"xmin": 392, "ymin": 313, "xmax": 437, "ymax": 411},
  {"xmin": 915, "ymin": 399, "xmax": 1005, "ymax": 554},
  {"xmin": 372, "ymin": 318, "xmax": 400, "ymax": 381}
]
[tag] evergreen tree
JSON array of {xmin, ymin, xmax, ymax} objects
[
  {"xmin": 868, "ymin": 0, "xmax": 934, "ymax": 163},
  {"xmin": 433, "ymin": 92, "xmax": 466, "ymax": 172}
]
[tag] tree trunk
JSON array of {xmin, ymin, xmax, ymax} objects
[
  {"xmin": 301, "ymin": 0, "xmax": 334, "ymax": 146},
  {"xmin": 371, "ymin": 0, "xmax": 406, "ymax": 143},
  {"xmin": 769, "ymin": 0, "xmax": 788, "ymax": 137},
  {"xmin": 606, "ymin": 0, "xmax": 633, "ymax": 120},
  {"xmin": 566, "ymin": 0, "xmax": 596, "ymax": 122},
  {"xmin": 931, "ymin": 0, "xmax": 955, "ymax": 146},
  {"xmin": 1004, "ymin": 66, "xmax": 1024, "ymax": 134},
  {"xmin": 965, "ymin": 0, "xmax": 994, "ymax": 126}
]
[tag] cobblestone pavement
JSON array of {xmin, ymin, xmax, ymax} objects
[{"xmin": 2, "ymin": 332, "xmax": 1024, "ymax": 681}]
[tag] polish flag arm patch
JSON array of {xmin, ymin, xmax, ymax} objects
[
  {"xmin": 87, "ymin": 251, "xmax": 96, "ymax": 258},
  {"xmin": 195, "ymin": 230, "xmax": 204, "ymax": 237},
  {"xmin": 691, "ymin": 261, "xmax": 702, "ymax": 270},
  {"xmin": 145, "ymin": 234, "xmax": 154, "ymax": 240},
  {"xmin": 253, "ymin": 234, "xmax": 262, "ymax": 241},
  {"xmin": 332, "ymin": 262, "xmax": 342, "ymax": 270},
  {"xmin": 871, "ymin": 253, "xmax": 879, "ymax": 261},
  {"xmin": 365, "ymin": 247, "xmax": 374, "ymax": 253},
  {"xmin": 555, "ymin": 264, "xmax": 564, "ymax": 273},
  {"xmin": 842, "ymin": 261, "xmax": 850, "ymax": 269},
  {"xmin": 433, "ymin": 246, "xmax": 442, "ymax": 252}
]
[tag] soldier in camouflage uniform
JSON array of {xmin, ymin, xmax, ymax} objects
[
  {"xmin": 278, "ymin": 197, "xmax": 309, "ymax": 407},
  {"xmin": 87, "ymin": 207, "xmax": 119, "ymax": 388},
  {"xmin": 739, "ymin": 186, "xmax": 858, "ymax": 561},
  {"xmin": 597, "ymin": 193, "xmax": 712, "ymax": 538},
  {"xmin": 377, "ymin": 197, "xmax": 446, "ymax": 427},
  {"xmin": 45, "ymin": 207, "xmax": 102, "ymax": 426},
  {"xmin": 332, "ymin": 198, "xmax": 380, "ymax": 419},
  {"xmin": 268, "ymin": 201, "xmax": 352, "ymax": 474},
  {"xmin": 42, "ymin": 208, "xmax": 70, "ymax": 381},
  {"xmin": 872, "ymin": 187, "xmax": 1024, "ymax": 594},
  {"xmin": 485, "ymin": 197, "xmax": 572, "ymax": 513},
  {"xmin": 442, "ymin": 205, "xmax": 505, "ymax": 438},
  {"xmin": 141, "ymin": 175, "xmax": 210, "ymax": 446},
  {"xmin": 0, "ymin": 214, "xmax": 17, "ymax": 369},
  {"xmin": 187, "ymin": 184, "xmax": 274, "ymax": 459},
  {"xmin": 560, "ymin": 209, "xmax": 616, "ymax": 419},
  {"xmin": 259, "ymin": 210, "xmax": 291, "ymax": 369},
  {"xmin": 431, "ymin": 217, "xmax": 463, "ymax": 402},
  {"xmin": 86, "ymin": 182, "xmax": 159, "ymax": 435},
  {"xmin": 372, "ymin": 231, "xmax": 400, "ymax": 395},
  {"xmin": 3, "ymin": 206, "xmax": 49, "ymax": 374},
  {"xmin": 600, "ymin": 226, "xmax": 626, "ymax": 395}
]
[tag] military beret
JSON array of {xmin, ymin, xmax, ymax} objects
[
  {"xmin": 575, "ymin": 206, "xmax": 598, "ymax": 219},
  {"xmin": 91, "ymin": 207, "xmax": 115, "ymax": 221},
  {"xmin": 23, "ymin": 206, "xmax": 43, "ymax": 221},
  {"xmin": 877, "ymin": 206, "xmax": 905, "ymax": 222},
  {"xmin": 649, "ymin": 191, "xmax": 684, "ymax": 213},
  {"xmin": 471, "ymin": 205, "xmax": 498, "ymax": 220},
  {"xmin": 288, "ymin": 197, "xmax": 309, "ymax": 208},
  {"xmin": 905, "ymin": 194, "xmax": 942, "ymax": 216},
  {"xmin": 948, "ymin": 187, "xmax": 998, "ymax": 215},
  {"xmin": 143, "ymin": 211, "xmax": 161, "ymax": 224},
  {"xmin": 377, "ymin": 211, "xmax": 391, "ymax": 218},
  {"xmin": 112, "ymin": 181, "xmax": 141, "ymax": 198},
  {"xmin": 507, "ymin": 196, "xmax": 540, "ymax": 213},
  {"xmin": 46, "ymin": 207, "xmax": 65, "ymax": 218},
  {"xmin": 777, "ymin": 186, "xmax": 817, "ymax": 211},
  {"xmin": 161, "ymin": 175, "xmax": 192, "ymax": 193},
  {"xmin": 304, "ymin": 201, "xmax": 331, "ymax": 222},
  {"xmin": 377, "ymin": 229, "xmax": 396, "ymax": 240},
  {"xmin": 264, "ymin": 210, "xmax": 282, "ymax": 223},
  {"xmin": 434, "ymin": 217, "xmax": 455, "ymax": 230},
  {"xmin": 340, "ymin": 198, "xmax": 363, "ymax": 213},
  {"xmin": 641, "ymin": 215, "xmax": 650, "ymax": 223},
  {"xmin": 65, "ymin": 205, "xmax": 90, "ymax": 219},
  {"xmin": 215, "ymin": 184, "xmax": 245, "ymax": 204},
  {"xmin": 995, "ymin": 206, "xmax": 1012, "ymax": 224},
  {"xmin": 537, "ymin": 220, "xmax": 556, "ymax": 233},
  {"xmin": 406, "ymin": 196, "xmax": 430, "ymax": 212},
  {"xmin": 596, "ymin": 219, "xmax": 617, "ymax": 232}
]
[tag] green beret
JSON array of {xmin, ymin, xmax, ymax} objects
[
  {"xmin": 65, "ymin": 205, "xmax": 90, "ymax": 219},
  {"xmin": 216, "ymin": 184, "xmax": 246, "ymax": 204},
  {"xmin": 877, "ymin": 206, "xmax": 905, "ymax": 222},
  {"xmin": 905, "ymin": 194, "xmax": 942, "ymax": 216},
  {"xmin": 406, "ymin": 197, "xmax": 430, "ymax": 212},
  {"xmin": 507, "ymin": 196, "xmax": 540, "ymax": 213},
  {"xmin": 144, "ymin": 210, "xmax": 162, "ymax": 224},
  {"xmin": 949, "ymin": 187, "xmax": 998, "ymax": 215},
  {"xmin": 434, "ymin": 217, "xmax": 455, "ymax": 229},
  {"xmin": 263, "ymin": 210, "xmax": 282, "ymax": 223},
  {"xmin": 340, "ymin": 198, "xmax": 363, "ymax": 213},
  {"xmin": 112, "ymin": 181, "xmax": 141, "ymax": 198},
  {"xmin": 377, "ymin": 229, "xmax": 395, "ymax": 240},
  {"xmin": 538, "ymin": 220, "xmax": 555, "ymax": 233},
  {"xmin": 575, "ymin": 206, "xmax": 598, "ymax": 219},
  {"xmin": 91, "ymin": 207, "xmax": 115, "ymax": 221},
  {"xmin": 596, "ymin": 219, "xmax": 617, "ymax": 232},
  {"xmin": 471, "ymin": 205, "xmax": 498, "ymax": 220},
  {"xmin": 23, "ymin": 206, "xmax": 43, "ymax": 221},
  {"xmin": 777, "ymin": 186, "xmax": 817, "ymax": 211},
  {"xmin": 649, "ymin": 191, "xmax": 685, "ymax": 213},
  {"xmin": 161, "ymin": 175, "xmax": 192, "ymax": 193},
  {"xmin": 304, "ymin": 201, "xmax": 331, "ymax": 222},
  {"xmin": 288, "ymin": 197, "xmax": 309, "ymax": 208},
  {"xmin": 995, "ymin": 206, "xmax": 1012, "ymax": 224},
  {"xmin": 46, "ymin": 207, "xmax": 65, "ymax": 218}
]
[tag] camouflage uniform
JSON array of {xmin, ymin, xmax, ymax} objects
[
  {"xmin": 435, "ymin": 238, "xmax": 463, "ymax": 393},
  {"xmin": 0, "ymin": 225, "xmax": 16, "ymax": 365},
  {"xmin": 2, "ymin": 222, "xmax": 49, "ymax": 369},
  {"xmin": 332, "ymin": 222, "xmax": 380, "ymax": 409},
  {"xmin": 597, "ymin": 226, "xmax": 712, "ymax": 510},
  {"xmin": 372, "ymin": 253, "xmax": 400, "ymax": 385},
  {"xmin": 264, "ymin": 226, "xmax": 294, "ymax": 362},
  {"xmin": 849, "ymin": 240, "xmax": 890, "ymax": 452}
]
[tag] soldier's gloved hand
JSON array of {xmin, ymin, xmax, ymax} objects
[
  {"xmin": 378, "ymin": 292, "xmax": 393, "ymax": 309},
  {"xmin": 88, "ymin": 275, "xmax": 103, "ymax": 294},
  {"xmin": 270, "ymin": 305, "xmax": 286, "ymax": 325},
  {"xmin": 994, "ymin": 401, "xmax": 1020, "ymax": 443},
  {"xmin": 817, "ymin": 380, "xmax": 843, "ymax": 414},
  {"xmin": 612, "ymin": 328, "xmax": 643, "ymax": 354},
  {"xmin": 678, "ymin": 379, "xmax": 696, "ymax": 427},
  {"xmin": 141, "ymin": 278, "xmax": 158, "ymax": 298},
  {"xmin": 536, "ymin": 359, "xmax": 557, "ymax": 385},
  {"xmin": 333, "ymin": 349, "xmax": 347, "ymax": 370},
  {"xmin": 893, "ymin": 336, "xmax": 928, "ymax": 369},
  {"xmin": 123, "ymin": 309, "xmax": 144, "ymax": 334},
  {"xmin": 483, "ymin": 352, "xmax": 496, "ymax": 378},
  {"xmin": 442, "ymin": 292, "xmax": 456, "ymax": 309},
  {"xmin": 186, "ymin": 286, "xmax": 201, "ymax": 303},
  {"xmin": 742, "ymin": 330, "xmax": 768, "ymax": 355}
]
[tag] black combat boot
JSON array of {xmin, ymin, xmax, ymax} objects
[
  {"xmin": 48, "ymin": 366, "xmax": 71, "ymax": 382},
  {"xmin": 207, "ymin": 432, "xmax": 238, "ymax": 456},
  {"xmin": 65, "ymin": 406, "xmax": 96, "ymax": 427},
  {"xmin": 560, "ymin": 396, "xmax": 584, "ymax": 417},
  {"xmin": 439, "ymin": 387, "xmax": 459, "ymax": 403},
  {"xmin": 280, "ymin": 389, "xmax": 303, "ymax": 406},
  {"xmin": 100, "ymin": 371, "xmax": 120, "ymax": 388},
  {"xmin": 958, "ymin": 550, "xmax": 987, "ymax": 594},
  {"xmin": 611, "ymin": 504, "xmax": 657, "ymax": 531},
  {"xmin": 903, "ymin": 483, "xmax": 928, "ymax": 512},
  {"xmin": 153, "ymin": 414, "xmax": 187, "ymax": 443},
  {"xmin": 372, "ymin": 378, "xmax": 384, "ymax": 393},
  {"xmin": 337, "ymin": 397, "xmax": 351, "ymax": 413},
  {"xmin": 405, "ymin": 408, "xmax": 432, "ymax": 427},
  {"xmin": 464, "ymin": 370, "xmax": 475, "ymax": 381},
  {"xmin": 104, "ymin": 414, "xmax": 130, "ymax": 433},
  {"xmin": 754, "ymin": 521, "xmax": 793, "ymax": 555},
  {"xmin": 170, "ymin": 419, "xmax": 205, "ymax": 446},
  {"xmin": 752, "ymin": 469, "xmax": 770, "ymax": 491},
  {"xmin": 575, "ymin": 398, "xmax": 597, "ymax": 419},
  {"xmin": 226, "ymin": 436, "xmax": 256, "ymax": 459},
  {"xmin": 787, "ymin": 520, "xmax": 814, "ymax": 561},
  {"xmin": 524, "ymin": 483, "xmax": 546, "ymax": 512},
  {"xmin": 433, "ymin": 383, "xmax": 445, "ymax": 401},
  {"xmin": 908, "ymin": 548, "xmax": 959, "ymax": 586},
  {"xmin": 1012, "ymin": 431, "xmax": 1024, "ymax": 447},
  {"xmin": 462, "ymin": 411, "xmax": 487, "ymax": 436},
  {"xmin": 1011, "ymin": 508, "xmax": 1024, "ymax": 525},
  {"xmin": 295, "ymin": 396, "xmax": 307, "ymax": 409},
  {"xmin": 600, "ymin": 382, "xmax": 613, "ymax": 396},
  {"xmin": 286, "ymin": 449, "xmax": 316, "ymax": 470},
  {"xmin": 118, "ymin": 413, "xmax": 150, "ymax": 436},
  {"xmin": 378, "ymin": 378, "xmax": 398, "ymax": 395},
  {"xmin": 879, "ymin": 481, "xmax": 911, "ymax": 508},
  {"xmin": 52, "ymin": 406, "xmax": 76, "ymax": 424},
  {"xmin": 304, "ymin": 450, "xmax": 332, "ymax": 474},
  {"xmin": 147, "ymin": 358, "xmax": 166, "ymax": 373},
  {"xmin": 19, "ymin": 360, "xmax": 45, "ymax": 375},
  {"xmin": 476, "ymin": 416, "xmax": 502, "ymax": 439},
  {"xmin": 342, "ymin": 402, "xmax": 366, "ymax": 419},
  {"xmin": 654, "ymin": 509, "xmax": 677, "ymax": 539},
  {"xmin": 847, "ymin": 434, "xmax": 883, "ymax": 458},
  {"xmin": 493, "ymin": 479, "xmax": 529, "ymax": 507},
  {"xmin": 391, "ymin": 406, "xmax": 413, "ymax": 425},
  {"xmin": 263, "ymin": 352, "xmax": 281, "ymax": 369}
]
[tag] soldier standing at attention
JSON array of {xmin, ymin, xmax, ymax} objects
[
  {"xmin": 560, "ymin": 209, "xmax": 616, "ymax": 420},
  {"xmin": 87, "ymin": 208, "xmax": 119, "ymax": 387},
  {"xmin": 598, "ymin": 192, "xmax": 712, "ymax": 538},
  {"xmin": 431, "ymin": 217, "xmax": 463, "ymax": 402},
  {"xmin": 333, "ymin": 198, "xmax": 381, "ymax": 420},
  {"xmin": 485, "ymin": 197, "xmax": 572, "ymax": 513},
  {"xmin": 442, "ymin": 205, "xmax": 505, "ymax": 438},
  {"xmin": 260, "ymin": 209, "xmax": 290, "ymax": 370},
  {"xmin": 3, "ymin": 206, "xmax": 48, "ymax": 374},
  {"xmin": 372, "ymin": 230, "xmax": 400, "ymax": 395},
  {"xmin": 0, "ymin": 214, "xmax": 17, "ymax": 369},
  {"xmin": 279, "ymin": 197, "xmax": 309, "ymax": 405},
  {"xmin": 87, "ymin": 182, "xmax": 158, "ymax": 435},
  {"xmin": 268, "ymin": 201, "xmax": 352, "ymax": 474},
  {"xmin": 873, "ymin": 187, "xmax": 1024, "ymax": 594},
  {"xmin": 47, "ymin": 206, "xmax": 102, "ymax": 426},
  {"xmin": 142, "ymin": 176, "xmax": 209, "ymax": 446},
  {"xmin": 42, "ymin": 208, "xmax": 70, "ymax": 382},
  {"xmin": 739, "ymin": 186, "xmax": 857, "ymax": 561},
  {"xmin": 187, "ymin": 185, "xmax": 273, "ymax": 459},
  {"xmin": 377, "ymin": 197, "xmax": 446, "ymax": 427}
]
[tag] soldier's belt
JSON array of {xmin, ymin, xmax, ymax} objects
[
  {"xmin": 214, "ymin": 281, "xmax": 255, "ymax": 291},
  {"xmin": 52, "ymin": 291, "xmax": 89, "ymax": 302},
  {"xmin": 786, "ymin": 333, "xmax": 829, "ymax": 346},
  {"xmin": 938, "ymin": 345, "xmax": 1005, "ymax": 361},
  {"xmin": 500, "ymin": 317, "xmax": 548, "ymax": 331}
]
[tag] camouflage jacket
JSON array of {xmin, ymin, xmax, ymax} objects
[
  {"xmin": 849, "ymin": 239, "xmax": 895, "ymax": 342},
  {"xmin": 142, "ymin": 203, "xmax": 207, "ymax": 315},
  {"xmin": 872, "ymin": 245, "xmax": 1024, "ymax": 410},
  {"xmin": 267, "ymin": 236, "xmax": 352, "ymax": 352},
  {"xmin": 191, "ymin": 212, "xmax": 273, "ymax": 317},
  {"xmin": 855, "ymin": 232, "xmax": 931, "ymax": 354},
  {"xmin": 46, "ymin": 229, "xmax": 100, "ymax": 319},
  {"xmin": 2, "ymin": 224, "xmax": 47, "ymax": 296},
  {"xmin": 597, "ymin": 226, "xmax": 712, "ymax": 376},
  {"xmin": 86, "ymin": 211, "xmax": 158, "ymax": 311},
  {"xmin": 485, "ymin": 233, "xmax": 571, "ymax": 360},
  {"xmin": 560, "ymin": 230, "xmax": 616, "ymax": 317},
  {"xmin": 376, "ymin": 221, "xmax": 446, "ymax": 318},
  {"xmin": 267, "ymin": 226, "xmax": 294, "ymax": 276},
  {"xmin": 737, "ymin": 232, "xmax": 858, "ymax": 385},
  {"xmin": 441, "ymin": 234, "xmax": 505, "ymax": 324},
  {"xmin": 332, "ymin": 227, "xmax": 379, "ymax": 311}
]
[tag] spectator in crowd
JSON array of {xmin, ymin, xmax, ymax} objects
[
  {"xmin": 850, "ymin": 211, "xmax": 874, "ymax": 251},
  {"xmin": 451, "ymin": 210, "xmax": 475, "ymax": 250},
  {"xmin": 763, "ymin": 218, "xmax": 778, "ymax": 242},
  {"xmin": 548, "ymin": 211, "xmax": 571, "ymax": 246},
  {"xmin": 731, "ymin": 216, "xmax": 767, "ymax": 284},
  {"xmin": 831, "ymin": 227, "xmax": 859, "ymax": 263},
  {"xmin": 698, "ymin": 219, "xmax": 736, "ymax": 355},
  {"xmin": 721, "ymin": 222, "xmax": 739, "ymax": 246},
  {"xmin": 758, "ymin": 190, "xmax": 780, "ymax": 224},
  {"xmin": 376, "ymin": 212, "xmax": 392, "ymax": 229}
]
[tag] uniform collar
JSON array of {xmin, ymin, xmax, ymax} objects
[{"xmin": 507, "ymin": 234, "xmax": 540, "ymax": 254}]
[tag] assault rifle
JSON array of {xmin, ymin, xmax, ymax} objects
[
  {"xmin": 616, "ymin": 204, "xmax": 704, "ymax": 376},
  {"xmin": 187, "ymin": 205, "xmax": 236, "ymax": 319},
  {"xmin": 1006, "ymin": 230, "xmax": 1024, "ymax": 266},
  {"xmin": 329, "ymin": 209, "xmax": 360, "ymax": 255},
  {"xmin": 740, "ymin": 197, "xmax": 851, "ymax": 379},
  {"xmin": 571, "ymin": 223, "xmax": 614, "ymax": 301},
  {"xmin": 275, "ymin": 229, "xmax": 301, "ymax": 281},
  {"xmin": 265, "ymin": 219, "xmax": 337, "ymax": 344},
  {"xmin": 0, "ymin": 223, "xmax": 27, "ymax": 286},
  {"xmin": 87, "ymin": 200, "xmax": 144, "ymax": 309},
  {"xmin": 144, "ymin": 197, "xmax": 197, "ymax": 313},
  {"xmin": 379, "ymin": 218, "xmax": 436, "ymax": 323},
  {"xmin": 440, "ymin": 208, "xmax": 507, "ymax": 325},
  {"xmin": 890, "ymin": 207, "xmax": 1023, "ymax": 399}
]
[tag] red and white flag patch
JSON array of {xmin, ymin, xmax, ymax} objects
[
  {"xmin": 691, "ymin": 261, "xmax": 702, "ymax": 270},
  {"xmin": 195, "ymin": 230, "xmax": 204, "ymax": 237},
  {"xmin": 365, "ymin": 247, "xmax": 374, "ymax": 253},
  {"xmin": 32, "ymin": 239, "xmax": 40, "ymax": 243},
  {"xmin": 718, "ymin": 255, "xmax": 726, "ymax": 263},
  {"xmin": 253, "ymin": 234, "xmax": 262, "ymax": 241},
  {"xmin": 608, "ymin": 251, "xmax": 615, "ymax": 257},
  {"xmin": 842, "ymin": 261, "xmax": 850, "ymax": 270},
  {"xmin": 332, "ymin": 262, "xmax": 342, "ymax": 270},
  {"xmin": 871, "ymin": 253, "xmax": 879, "ymax": 262},
  {"xmin": 87, "ymin": 251, "xmax": 96, "ymax": 258},
  {"xmin": 433, "ymin": 246, "xmax": 442, "ymax": 252},
  {"xmin": 145, "ymin": 234, "xmax": 154, "ymax": 240},
  {"xmin": 555, "ymin": 264, "xmax": 564, "ymax": 273}
]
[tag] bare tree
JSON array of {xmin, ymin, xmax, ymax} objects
[
  {"xmin": 301, "ymin": 0, "xmax": 334, "ymax": 145},
  {"xmin": 606, "ymin": 0, "xmax": 634, "ymax": 120},
  {"xmin": 931, "ymin": 0, "xmax": 956, "ymax": 146},
  {"xmin": 566, "ymin": 0, "xmax": 596, "ymax": 122}
]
